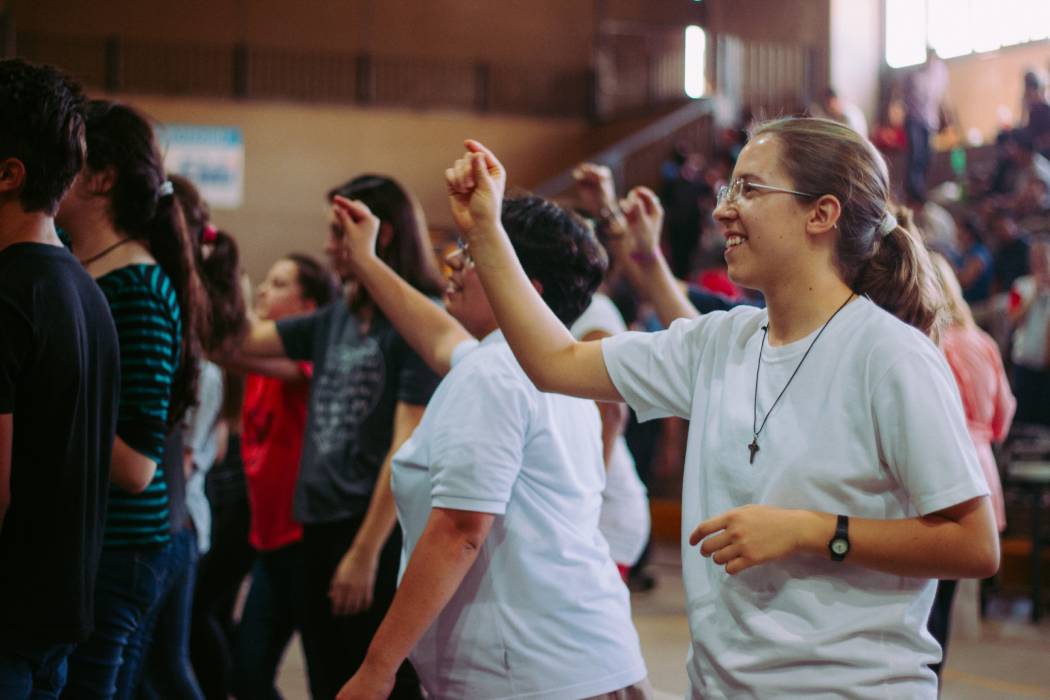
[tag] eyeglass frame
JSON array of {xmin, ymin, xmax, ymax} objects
[{"xmin": 716, "ymin": 178, "xmax": 816, "ymax": 206}]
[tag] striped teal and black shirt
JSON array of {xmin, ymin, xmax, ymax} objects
[{"xmin": 96, "ymin": 264, "xmax": 182, "ymax": 549}]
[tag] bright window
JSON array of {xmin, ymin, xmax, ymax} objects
[
  {"xmin": 886, "ymin": 0, "xmax": 1050, "ymax": 68},
  {"xmin": 684, "ymin": 25, "xmax": 706, "ymax": 98}
]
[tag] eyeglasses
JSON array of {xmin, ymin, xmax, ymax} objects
[{"xmin": 716, "ymin": 178, "xmax": 815, "ymax": 206}]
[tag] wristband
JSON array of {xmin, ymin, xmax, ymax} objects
[{"xmin": 629, "ymin": 249, "xmax": 659, "ymax": 263}]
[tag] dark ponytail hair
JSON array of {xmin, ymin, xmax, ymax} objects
[
  {"xmin": 170, "ymin": 174, "xmax": 247, "ymax": 354},
  {"xmin": 83, "ymin": 100, "xmax": 205, "ymax": 427},
  {"xmin": 286, "ymin": 252, "xmax": 337, "ymax": 308},
  {"xmin": 752, "ymin": 117, "xmax": 943, "ymax": 337}
]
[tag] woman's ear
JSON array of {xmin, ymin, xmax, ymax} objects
[
  {"xmin": 378, "ymin": 222, "xmax": 395, "ymax": 251},
  {"xmin": 84, "ymin": 166, "xmax": 117, "ymax": 197},
  {"xmin": 806, "ymin": 193, "xmax": 842, "ymax": 238}
]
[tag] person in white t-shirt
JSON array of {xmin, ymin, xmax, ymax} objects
[
  {"xmin": 330, "ymin": 193, "xmax": 650, "ymax": 700},
  {"xmin": 446, "ymin": 120, "xmax": 999, "ymax": 700},
  {"xmin": 570, "ymin": 294, "xmax": 651, "ymax": 577}
]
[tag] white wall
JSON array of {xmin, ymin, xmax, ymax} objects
[{"xmin": 830, "ymin": 0, "xmax": 882, "ymax": 123}]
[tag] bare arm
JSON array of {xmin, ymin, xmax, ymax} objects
[
  {"xmin": 692, "ymin": 495, "xmax": 999, "ymax": 579},
  {"xmin": 611, "ymin": 187, "xmax": 699, "ymax": 326},
  {"xmin": 329, "ymin": 401, "xmax": 427, "ymax": 616},
  {"xmin": 574, "ymin": 164, "xmax": 697, "ymax": 326},
  {"xmin": 337, "ymin": 507, "xmax": 494, "ymax": 700},
  {"xmin": 331, "ymin": 197, "xmax": 472, "ymax": 377},
  {"xmin": 447, "ymin": 142, "xmax": 621, "ymax": 401},
  {"xmin": 0, "ymin": 414, "xmax": 11, "ymax": 532},
  {"xmin": 110, "ymin": 436, "xmax": 158, "ymax": 494},
  {"xmin": 219, "ymin": 351, "xmax": 309, "ymax": 384},
  {"xmin": 239, "ymin": 320, "xmax": 287, "ymax": 358}
]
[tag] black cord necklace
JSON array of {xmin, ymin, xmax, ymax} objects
[
  {"xmin": 749, "ymin": 292, "xmax": 855, "ymax": 464},
  {"xmin": 78, "ymin": 237, "xmax": 134, "ymax": 267}
]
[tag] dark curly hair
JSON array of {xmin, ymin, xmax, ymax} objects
[
  {"xmin": 0, "ymin": 58, "xmax": 85, "ymax": 214},
  {"xmin": 501, "ymin": 194, "xmax": 607, "ymax": 326}
]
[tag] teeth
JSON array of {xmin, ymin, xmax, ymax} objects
[{"xmin": 726, "ymin": 235, "xmax": 745, "ymax": 247}]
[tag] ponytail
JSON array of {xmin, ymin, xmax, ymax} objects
[
  {"xmin": 196, "ymin": 229, "xmax": 247, "ymax": 353},
  {"xmin": 143, "ymin": 186, "xmax": 207, "ymax": 427},
  {"xmin": 852, "ymin": 210, "xmax": 945, "ymax": 340}
]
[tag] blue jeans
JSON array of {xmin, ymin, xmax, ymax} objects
[
  {"xmin": 136, "ymin": 527, "xmax": 204, "ymax": 700},
  {"xmin": 233, "ymin": 542, "xmax": 308, "ymax": 700},
  {"xmin": 61, "ymin": 544, "xmax": 171, "ymax": 699},
  {"xmin": 0, "ymin": 641, "xmax": 76, "ymax": 700}
]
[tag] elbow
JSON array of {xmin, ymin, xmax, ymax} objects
[
  {"xmin": 112, "ymin": 461, "xmax": 158, "ymax": 494},
  {"xmin": 962, "ymin": 536, "xmax": 1000, "ymax": 579},
  {"xmin": 973, "ymin": 539, "xmax": 1001, "ymax": 579}
]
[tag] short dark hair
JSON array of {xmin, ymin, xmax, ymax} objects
[
  {"xmin": 0, "ymin": 58, "xmax": 85, "ymax": 214},
  {"xmin": 501, "ymin": 194, "xmax": 607, "ymax": 326}
]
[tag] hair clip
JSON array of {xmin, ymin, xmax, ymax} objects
[
  {"xmin": 157, "ymin": 180, "xmax": 175, "ymax": 198},
  {"xmin": 879, "ymin": 212, "xmax": 898, "ymax": 237},
  {"xmin": 202, "ymin": 224, "xmax": 218, "ymax": 245}
]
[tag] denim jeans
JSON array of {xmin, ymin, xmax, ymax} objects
[
  {"xmin": 136, "ymin": 526, "xmax": 204, "ymax": 700},
  {"xmin": 61, "ymin": 544, "xmax": 171, "ymax": 699},
  {"xmin": 232, "ymin": 542, "xmax": 308, "ymax": 700},
  {"xmin": 0, "ymin": 640, "xmax": 76, "ymax": 700}
]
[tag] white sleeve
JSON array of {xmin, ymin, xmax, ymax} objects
[
  {"xmin": 601, "ymin": 313, "xmax": 721, "ymax": 422},
  {"xmin": 571, "ymin": 295, "xmax": 627, "ymax": 340},
  {"xmin": 427, "ymin": 365, "xmax": 533, "ymax": 515},
  {"xmin": 872, "ymin": 344, "xmax": 990, "ymax": 515}
]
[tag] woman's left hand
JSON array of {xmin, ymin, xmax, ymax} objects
[{"xmin": 689, "ymin": 505, "xmax": 812, "ymax": 575}]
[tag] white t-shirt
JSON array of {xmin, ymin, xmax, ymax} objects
[
  {"xmin": 602, "ymin": 297, "xmax": 988, "ymax": 700},
  {"xmin": 392, "ymin": 331, "xmax": 647, "ymax": 700},
  {"xmin": 570, "ymin": 294, "xmax": 651, "ymax": 566},
  {"xmin": 184, "ymin": 359, "xmax": 224, "ymax": 554}
]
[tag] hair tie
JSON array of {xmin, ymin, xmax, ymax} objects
[
  {"xmin": 878, "ymin": 212, "xmax": 898, "ymax": 237},
  {"xmin": 157, "ymin": 180, "xmax": 175, "ymax": 198},
  {"xmin": 201, "ymin": 224, "xmax": 218, "ymax": 245}
]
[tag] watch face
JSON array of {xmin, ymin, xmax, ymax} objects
[{"xmin": 831, "ymin": 539, "xmax": 849, "ymax": 556}]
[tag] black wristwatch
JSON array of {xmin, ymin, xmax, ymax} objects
[{"xmin": 827, "ymin": 514, "xmax": 850, "ymax": 562}]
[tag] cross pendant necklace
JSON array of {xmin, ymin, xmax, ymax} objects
[
  {"xmin": 749, "ymin": 292, "xmax": 855, "ymax": 465},
  {"xmin": 748, "ymin": 437, "xmax": 760, "ymax": 464}
]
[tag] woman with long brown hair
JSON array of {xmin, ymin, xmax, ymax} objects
[
  {"xmin": 57, "ymin": 100, "xmax": 206, "ymax": 700},
  {"xmin": 236, "ymin": 175, "xmax": 442, "ymax": 699}
]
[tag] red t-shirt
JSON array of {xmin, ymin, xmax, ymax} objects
[{"xmin": 241, "ymin": 365, "xmax": 311, "ymax": 551}]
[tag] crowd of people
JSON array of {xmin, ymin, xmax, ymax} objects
[{"xmin": 0, "ymin": 51, "xmax": 1046, "ymax": 700}]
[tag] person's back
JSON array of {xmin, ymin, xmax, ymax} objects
[
  {"xmin": 0, "ymin": 245, "xmax": 120, "ymax": 639},
  {"xmin": 0, "ymin": 58, "xmax": 120, "ymax": 699}
]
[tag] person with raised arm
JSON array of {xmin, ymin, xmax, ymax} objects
[
  {"xmin": 331, "ymin": 188, "xmax": 649, "ymax": 700},
  {"xmin": 231, "ymin": 175, "xmax": 441, "ymax": 700},
  {"xmin": 452, "ymin": 121, "xmax": 998, "ymax": 699}
]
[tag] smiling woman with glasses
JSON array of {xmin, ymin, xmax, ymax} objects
[{"xmin": 450, "ymin": 119, "xmax": 998, "ymax": 699}]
